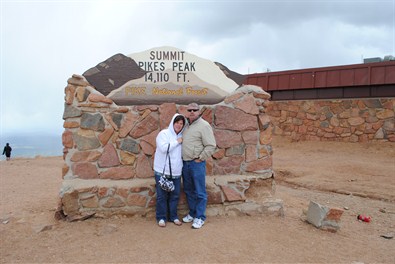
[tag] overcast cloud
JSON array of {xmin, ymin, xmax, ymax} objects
[{"xmin": 1, "ymin": 0, "xmax": 393, "ymax": 136}]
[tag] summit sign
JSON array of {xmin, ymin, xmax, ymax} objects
[{"xmin": 83, "ymin": 46, "xmax": 242, "ymax": 105}]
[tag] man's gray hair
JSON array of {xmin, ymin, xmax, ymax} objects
[{"xmin": 187, "ymin": 102, "xmax": 200, "ymax": 109}]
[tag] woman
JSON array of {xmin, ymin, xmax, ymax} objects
[{"xmin": 153, "ymin": 113, "xmax": 187, "ymax": 227}]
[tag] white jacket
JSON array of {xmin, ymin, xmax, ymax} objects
[{"xmin": 153, "ymin": 113, "xmax": 187, "ymax": 177}]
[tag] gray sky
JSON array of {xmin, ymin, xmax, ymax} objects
[{"xmin": 1, "ymin": 0, "xmax": 393, "ymax": 136}]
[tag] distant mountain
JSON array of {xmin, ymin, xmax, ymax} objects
[{"xmin": 0, "ymin": 133, "xmax": 63, "ymax": 158}]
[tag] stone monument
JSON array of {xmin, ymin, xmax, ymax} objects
[{"xmin": 58, "ymin": 46, "xmax": 283, "ymax": 219}]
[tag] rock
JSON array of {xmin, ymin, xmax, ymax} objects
[
  {"xmin": 66, "ymin": 212, "xmax": 96, "ymax": 222},
  {"xmin": 306, "ymin": 201, "xmax": 344, "ymax": 232},
  {"xmin": 98, "ymin": 144, "xmax": 120, "ymax": 168},
  {"xmin": 34, "ymin": 224, "xmax": 53, "ymax": 233},
  {"xmin": 380, "ymin": 232, "xmax": 394, "ymax": 239}
]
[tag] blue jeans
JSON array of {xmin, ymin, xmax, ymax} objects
[
  {"xmin": 155, "ymin": 171, "xmax": 181, "ymax": 222},
  {"xmin": 182, "ymin": 160, "xmax": 207, "ymax": 221}
]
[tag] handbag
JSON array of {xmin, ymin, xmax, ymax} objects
[{"xmin": 158, "ymin": 144, "xmax": 175, "ymax": 192}]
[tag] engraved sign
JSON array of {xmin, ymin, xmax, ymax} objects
[{"xmin": 83, "ymin": 46, "xmax": 242, "ymax": 105}]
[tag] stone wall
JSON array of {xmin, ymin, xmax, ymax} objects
[
  {"xmin": 266, "ymin": 98, "xmax": 395, "ymax": 142},
  {"xmin": 59, "ymin": 74, "xmax": 283, "ymax": 219}
]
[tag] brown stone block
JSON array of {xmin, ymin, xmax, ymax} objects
[
  {"xmin": 120, "ymin": 151, "xmax": 136, "ymax": 165},
  {"xmin": 100, "ymin": 166, "xmax": 135, "ymax": 180},
  {"xmin": 234, "ymin": 94, "xmax": 260, "ymax": 115},
  {"xmin": 116, "ymin": 106, "xmax": 129, "ymax": 113},
  {"xmin": 119, "ymin": 111, "xmax": 139, "ymax": 138},
  {"xmin": 135, "ymin": 155, "xmax": 153, "ymax": 178},
  {"xmin": 258, "ymin": 114, "xmax": 271, "ymax": 130},
  {"xmin": 220, "ymin": 185, "xmax": 245, "ymax": 202},
  {"xmin": 98, "ymin": 144, "xmax": 120, "ymax": 168},
  {"xmin": 98, "ymin": 127, "xmax": 114, "ymax": 146},
  {"xmin": 115, "ymin": 188, "xmax": 129, "ymax": 198},
  {"xmin": 126, "ymin": 194, "xmax": 147, "ymax": 207},
  {"xmin": 382, "ymin": 100, "xmax": 394, "ymax": 110},
  {"xmin": 67, "ymin": 77, "xmax": 89, "ymax": 87},
  {"xmin": 148, "ymin": 186, "xmax": 155, "ymax": 196},
  {"xmin": 372, "ymin": 121, "xmax": 384, "ymax": 130},
  {"xmin": 148, "ymin": 197, "xmax": 156, "ymax": 207},
  {"xmin": 207, "ymin": 187, "xmax": 223, "ymax": 204},
  {"xmin": 214, "ymin": 156, "xmax": 244, "ymax": 174},
  {"xmin": 377, "ymin": 109, "xmax": 394, "ymax": 119},
  {"xmin": 206, "ymin": 157, "xmax": 213, "ymax": 175},
  {"xmin": 80, "ymin": 195, "xmax": 99, "ymax": 208},
  {"xmin": 259, "ymin": 128, "xmax": 272, "ymax": 145},
  {"xmin": 78, "ymin": 187, "xmax": 97, "ymax": 193},
  {"xmin": 325, "ymin": 208, "xmax": 344, "ymax": 221},
  {"xmin": 102, "ymin": 197, "xmax": 126, "ymax": 208},
  {"xmin": 258, "ymin": 146, "xmax": 270, "ymax": 158},
  {"xmin": 140, "ymin": 141, "xmax": 155, "ymax": 155},
  {"xmin": 298, "ymin": 125, "xmax": 308, "ymax": 134},
  {"xmin": 332, "ymin": 126, "xmax": 343, "ymax": 134},
  {"xmin": 212, "ymin": 149, "xmax": 225, "ymax": 160},
  {"xmin": 252, "ymin": 91, "xmax": 270, "ymax": 100},
  {"xmin": 71, "ymin": 150, "xmax": 101, "ymax": 162},
  {"xmin": 245, "ymin": 156, "xmax": 272, "ymax": 173},
  {"xmin": 216, "ymin": 155, "xmax": 245, "ymax": 167},
  {"xmin": 201, "ymin": 107, "xmax": 213, "ymax": 124},
  {"xmin": 76, "ymin": 86, "xmax": 90, "ymax": 102},
  {"xmin": 241, "ymin": 130, "xmax": 259, "ymax": 144},
  {"xmin": 98, "ymin": 187, "xmax": 109, "ymax": 198},
  {"xmin": 306, "ymin": 113, "xmax": 318, "ymax": 120},
  {"xmin": 130, "ymin": 187, "xmax": 151, "ymax": 193},
  {"xmin": 130, "ymin": 112, "xmax": 159, "ymax": 138},
  {"xmin": 288, "ymin": 105, "xmax": 299, "ymax": 113},
  {"xmin": 215, "ymin": 106, "xmax": 258, "ymax": 131},
  {"xmin": 214, "ymin": 130, "xmax": 243, "ymax": 149},
  {"xmin": 359, "ymin": 134, "xmax": 369, "ymax": 142},
  {"xmin": 63, "ymin": 121, "xmax": 80, "ymax": 128},
  {"xmin": 324, "ymin": 133, "xmax": 336, "ymax": 138},
  {"xmin": 73, "ymin": 129, "xmax": 101, "ymax": 151},
  {"xmin": 62, "ymin": 130, "xmax": 73, "ymax": 148},
  {"xmin": 159, "ymin": 103, "xmax": 177, "ymax": 129},
  {"xmin": 72, "ymin": 162, "xmax": 99, "ymax": 179},
  {"xmin": 140, "ymin": 129, "xmax": 159, "ymax": 148},
  {"xmin": 64, "ymin": 85, "xmax": 76, "ymax": 105},
  {"xmin": 62, "ymin": 190, "xmax": 79, "ymax": 216},
  {"xmin": 245, "ymin": 145, "xmax": 257, "ymax": 162},
  {"xmin": 224, "ymin": 92, "xmax": 244, "ymax": 104},
  {"xmin": 139, "ymin": 109, "xmax": 151, "ymax": 121},
  {"xmin": 106, "ymin": 112, "xmax": 122, "ymax": 131},
  {"xmin": 62, "ymin": 164, "xmax": 69, "ymax": 178},
  {"xmin": 88, "ymin": 93, "xmax": 113, "ymax": 104}
]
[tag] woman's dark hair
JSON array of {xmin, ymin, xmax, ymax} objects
[{"xmin": 173, "ymin": 115, "xmax": 185, "ymax": 125}]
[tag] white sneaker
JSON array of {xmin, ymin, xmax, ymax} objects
[
  {"xmin": 182, "ymin": 214, "xmax": 194, "ymax": 223},
  {"xmin": 192, "ymin": 218, "xmax": 205, "ymax": 229},
  {"xmin": 158, "ymin": 219, "xmax": 166, "ymax": 227}
]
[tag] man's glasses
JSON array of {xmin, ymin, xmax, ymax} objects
[{"xmin": 187, "ymin": 109, "xmax": 199, "ymax": 112}]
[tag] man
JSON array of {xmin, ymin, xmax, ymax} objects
[{"xmin": 182, "ymin": 103, "xmax": 216, "ymax": 229}]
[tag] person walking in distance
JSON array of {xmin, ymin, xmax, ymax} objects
[
  {"xmin": 2, "ymin": 143, "xmax": 12, "ymax": 161},
  {"xmin": 182, "ymin": 103, "xmax": 216, "ymax": 229}
]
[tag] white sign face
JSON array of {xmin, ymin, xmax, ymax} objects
[{"xmin": 106, "ymin": 46, "xmax": 239, "ymax": 105}]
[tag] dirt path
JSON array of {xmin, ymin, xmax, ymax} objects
[{"xmin": 0, "ymin": 137, "xmax": 394, "ymax": 263}]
